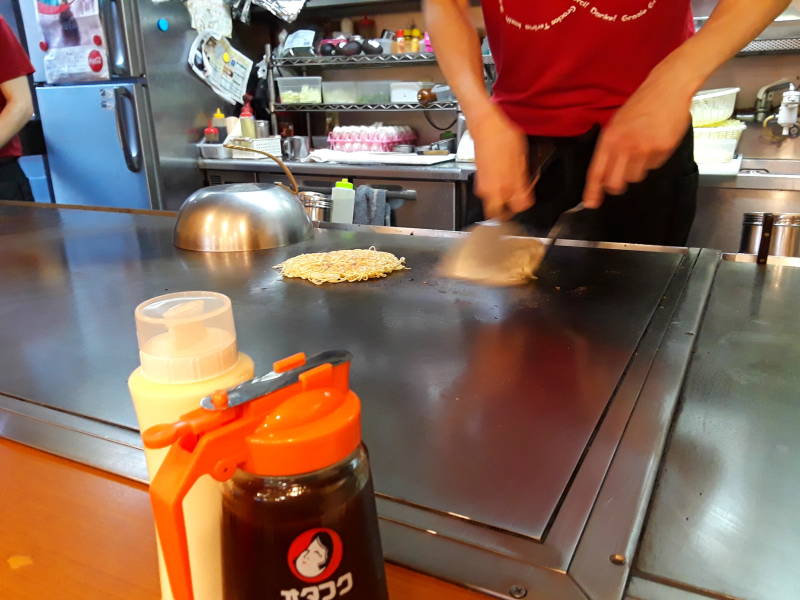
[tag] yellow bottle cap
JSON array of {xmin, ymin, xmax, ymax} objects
[
  {"xmin": 223, "ymin": 52, "xmax": 231, "ymax": 63},
  {"xmin": 213, "ymin": 107, "xmax": 225, "ymax": 119}
]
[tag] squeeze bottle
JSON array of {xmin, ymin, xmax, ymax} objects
[
  {"xmin": 212, "ymin": 107, "xmax": 227, "ymax": 141},
  {"xmin": 143, "ymin": 350, "xmax": 389, "ymax": 600},
  {"xmin": 239, "ymin": 101, "xmax": 256, "ymax": 139},
  {"xmin": 128, "ymin": 291, "xmax": 254, "ymax": 600},
  {"xmin": 331, "ymin": 178, "xmax": 356, "ymax": 224}
]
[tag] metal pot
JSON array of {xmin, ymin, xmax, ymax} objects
[
  {"xmin": 740, "ymin": 212, "xmax": 800, "ymax": 258},
  {"xmin": 300, "ymin": 192, "xmax": 332, "ymax": 222}
]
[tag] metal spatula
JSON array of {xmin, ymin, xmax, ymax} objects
[
  {"xmin": 437, "ymin": 141, "xmax": 563, "ymax": 286},
  {"xmin": 437, "ymin": 203, "xmax": 586, "ymax": 285}
]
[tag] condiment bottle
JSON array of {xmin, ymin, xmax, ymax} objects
[
  {"xmin": 225, "ymin": 116, "xmax": 241, "ymax": 138},
  {"xmin": 410, "ymin": 27, "xmax": 422, "ymax": 53},
  {"xmin": 212, "ymin": 107, "xmax": 228, "ymax": 141},
  {"xmin": 129, "ymin": 292, "xmax": 255, "ymax": 600},
  {"xmin": 239, "ymin": 101, "xmax": 256, "ymax": 139},
  {"xmin": 330, "ymin": 178, "xmax": 355, "ymax": 224},
  {"xmin": 355, "ymin": 16, "xmax": 376, "ymax": 39},
  {"xmin": 204, "ymin": 119, "xmax": 219, "ymax": 143},
  {"xmin": 340, "ymin": 16, "xmax": 354, "ymax": 36},
  {"xmin": 143, "ymin": 350, "xmax": 389, "ymax": 600},
  {"xmin": 393, "ymin": 29, "xmax": 405, "ymax": 54}
]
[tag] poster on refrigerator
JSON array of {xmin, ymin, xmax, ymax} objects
[
  {"xmin": 188, "ymin": 32, "xmax": 252, "ymax": 105},
  {"xmin": 36, "ymin": 0, "xmax": 110, "ymax": 83}
]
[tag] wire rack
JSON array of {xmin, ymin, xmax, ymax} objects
[
  {"xmin": 272, "ymin": 53, "xmax": 439, "ymax": 68},
  {"xmin": 272, "ymin": 102, "xmax": 460, "ymax": 112}
]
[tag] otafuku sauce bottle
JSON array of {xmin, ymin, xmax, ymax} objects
[{"xmin": 143, "ymin": 350, "xmax": 389, "ymax": 600}]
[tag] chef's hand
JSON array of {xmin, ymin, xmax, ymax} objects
[
  {"xmin": 471, "ymin": 104, "xmax": 533, "ymax": 220},
  {"xmin": 582, "ymin": 68, "xmax": 692, "ymax": 209}
]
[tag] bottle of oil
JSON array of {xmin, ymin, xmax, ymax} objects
[
  {"xmin": 143, "ymin": 350, "xmax": 389, "ymax": 600},
  {"xmin": 128, "ymin": 291, "xmax": 254, "ymax": 600}
]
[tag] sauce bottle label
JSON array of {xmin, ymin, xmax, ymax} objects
[{"xmin": 281, "ymin": 528, "xmax": 354, "ymax": 599}]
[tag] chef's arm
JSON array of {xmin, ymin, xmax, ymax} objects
[
  {"xmin": 424, "ymin": 0, "xmax": 533, "ymax": 220},
  {"xmin": 584, "ymin": 0, "xmax": 793, "ymax": 207},
  {"xmin": 0, "ymin": 76, "xmax": 33, "ymax": 150}
]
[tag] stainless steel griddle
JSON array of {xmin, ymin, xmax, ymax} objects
[
  {"xmin": 630, "ymin": 256, "xmax": 800, "ymax": 600},
  {"xmin": 0, "ymin": 203, "xmax": 719, "ymax": 599}
]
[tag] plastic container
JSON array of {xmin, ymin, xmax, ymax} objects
[
  {"xmin": 198, "ymin": 141, "xmax": 233, "ymax": 159},
  {"xmin": 390, "ymin": 81, "xmax": 434, "ymax": 103},
  {"xmin": 327, "ymin": 125, "xmax": 416, "ymax": 152},
  {"xmin": 276, "ymin": 76, "xmax": 322, "ymax": 104},
  {"xmin": 142, "ymin": 350, "xmax": 388, "ymax": 600},
  {"xmin": 128, "ymin": 291, "xmax": 255, "ymax": 600},
  {"xmin": 693, "ymin": 119, "xmax": 747, "ymax": 163},
  {"xmin": 227, "ymin": 136, "xmax": 282, "ymax": 159},
  {"xmin": 331, "ymin": 178, "xmax": 356, "ymax": 224},
  {"xmin": 357, "ymin": 80, "xmax": 391, "ymax": 104},
  {"xmin": 430, "ymin": 84, "xmax": 455, "ymax": 102},
  {"xmin": 374, "ymin": 38, "xmax": 393, "ymax": 54},
  {"xmin": 322, "ymin": 81, "xmax": 358, "ymax": 104},
  {"xmin": 691, "ymin": 87, "xmax": 740, "ymax": 126}
]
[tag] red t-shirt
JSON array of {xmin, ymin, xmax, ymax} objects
[
  {"xmin": 0, "ymin": 16, "xmax": 35, "ymax": 159},
  {"xmin": 482, "ymin": 1, "xmax": 694, "ymax": 136}
]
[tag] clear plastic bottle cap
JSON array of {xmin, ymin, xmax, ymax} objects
[{"xmin": 134, "ymin": 291, "xmax": 238, "ymax": 384}]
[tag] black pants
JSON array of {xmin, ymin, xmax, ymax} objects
[
  {"xmin": 516, "ymin": 126, "xmax": 698, "ymax": 246},
  {"xmin": 0, "ymin": 158, "xmax": 34, "ymax": 202}
]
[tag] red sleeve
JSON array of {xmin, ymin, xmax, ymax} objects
[{"xmin": 0, "ymin": 17, "xmax": 34, "ymax": 84}]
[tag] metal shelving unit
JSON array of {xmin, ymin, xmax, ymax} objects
[
  {"xmin": 266, "ymin": 44, "xmax": 484, "ymax": 140},
  {"xmin": 273, "ymin": 101, "xmax": 459, "ymax": 112},
  {"xmin": 273, "ymin": 52, "xmax": 439, "ymax": 68},
  {"xmin": 272, "ymin": 52, "xmax": 494, "ymax": 68}
]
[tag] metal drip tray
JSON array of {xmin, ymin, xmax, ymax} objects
[{"xmin": 0, "ymin": 204, "xmax": 719, "ymax": 599}]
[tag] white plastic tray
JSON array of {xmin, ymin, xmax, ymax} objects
[
  {"xmin": 697, "ymin": 154, "xmax": 743, "ymax": 176},
  {"xmin": 305, "ymin": 149, "xmax": 456, "ymax": 165}
]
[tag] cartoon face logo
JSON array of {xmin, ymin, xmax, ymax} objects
[{"xmin": 287, "ymin": 528, "xmax": 343, "ymax": 583}]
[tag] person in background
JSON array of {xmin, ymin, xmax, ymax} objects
[
  {"xmin": 0, "ymin": 15, "xmax": 35, "ymax": 202},
  {"xmin": 425, "ymin": 0, "xmax": 792, "ymax": 245}
]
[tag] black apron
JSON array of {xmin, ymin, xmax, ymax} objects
[
  {"xmin": 0, "ymin": 158, "xmax": 34, "ymax": 202},
  {"xmin": 516, "ymin": 125, "xmax": 698, "ymax": 246}
]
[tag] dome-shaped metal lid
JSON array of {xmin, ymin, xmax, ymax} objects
[{"xmin": 174, "ymin": 183, "xmax": 312, "ymax": 252}]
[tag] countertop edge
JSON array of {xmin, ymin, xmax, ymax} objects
[{"xmin": 198, "ymin": 158, "xmax": 476, "ymax": 182}]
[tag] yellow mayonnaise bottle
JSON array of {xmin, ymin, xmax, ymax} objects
[{"xmin": 128, "ymin": 291, "xmax": 254, "ymax": 600}]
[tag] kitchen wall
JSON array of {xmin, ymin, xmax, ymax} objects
[{"xmin": 702, "ymin": 54, "xmax": 800, "ymax": 109}]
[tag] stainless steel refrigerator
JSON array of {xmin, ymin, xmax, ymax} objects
[{"xmin": 18, "ymin": 0, "xmax": 231, "ymax": 210}]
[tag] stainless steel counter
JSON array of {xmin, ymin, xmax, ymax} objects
[
  {"xmin": 198, "ymin": 159, "xmax": 476, "ymax": 230},
  {"xmin": 699, "ymin": 158, "xmax": 800, "ymax": 191},
  {"xmin": 0, "ymin": 202, "xmax": 721, "ymax": 599},
  {"xmin": 692, "ymin": 157, "xmax": 800, "ymax": 252},
  {"xmin": 630, "ymin": 255, "xmax": 800, "ymax": 600},
  {"xmin": 198, "ymin": 157, "xmax": 476, "ymax": 182}
]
